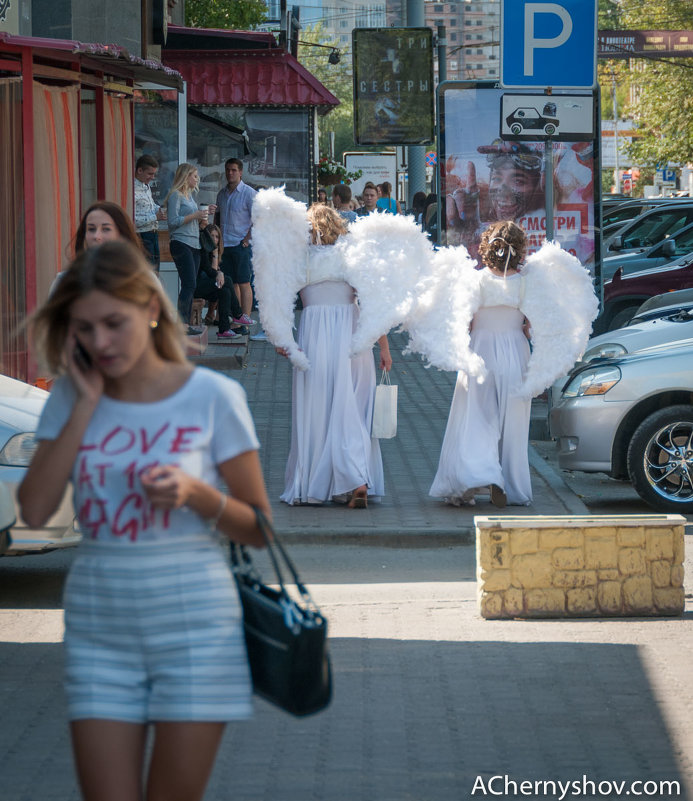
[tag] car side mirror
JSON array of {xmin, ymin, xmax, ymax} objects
[
  {"xmin": 661, "ymin": 239, "xmax": 676, "ymax": 257},
  {"xmin": 610, "ymin": 234, "xmax": 623, "ymax": 250}
]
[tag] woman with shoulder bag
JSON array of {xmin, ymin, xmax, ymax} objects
[{"xmin": 19, "ymin": 240, "xmax": 270, "ymax": 801}]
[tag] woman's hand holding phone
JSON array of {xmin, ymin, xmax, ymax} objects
[{"xmin": 66, "ymin": 334, "xmax": 104, "ymax": 403}]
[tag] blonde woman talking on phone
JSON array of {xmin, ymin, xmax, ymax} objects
[{"xmin": 19, "ymin": 240, "xmax": 270, "ymax": 801}]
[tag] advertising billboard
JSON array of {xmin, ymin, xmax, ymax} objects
[
  {"xmin": 352, "ymin": 27, "xmax": 434, "ymax": 146},
  {"xmin": 343, "ymin": 151, "xmax": 398, "ymax": 197},
  {"xmin": 439, "ymin": 82, "xmax": 598, "ymax": 271}
]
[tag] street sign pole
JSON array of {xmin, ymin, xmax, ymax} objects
[{"xmin": 544, "ymin": 139, "xmax": 554, "ymax": 241}]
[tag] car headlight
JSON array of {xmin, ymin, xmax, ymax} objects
[
  {"xmin": 582, "ymin": 343, "xmax": 628, "ymax": 363},
  {"xmin": 562, "ymin": 366, "xmax": 621, "ymax": 398},
  {"xmin": 0, "ymin": 432, "xmax": 39, "ymax": 466}
]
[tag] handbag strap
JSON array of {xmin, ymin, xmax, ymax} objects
[
  {"xmin": 230, "ymin": 507, "xmax": 316, "ymax": 607},
  {"xmin": 380, "ymin": 369, "xmax": 391, "ymax": 386}
]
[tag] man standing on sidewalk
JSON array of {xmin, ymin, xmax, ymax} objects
[
  {"xmin": 355, "ymin": 182, "xmax": 384, "ymax": 217},
  {"xmin": 134, "ymin": 154, "xmax": 166, "ymax": 271},
  {"xmin": 216, "ymin": 158, "xmax": 256, "ymax": 328},
  {"xmin": 332, "ymin": 184, "xmax": 357, "ymax": 223}
]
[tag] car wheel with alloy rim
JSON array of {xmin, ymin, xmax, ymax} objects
[{"xmin": 627, "ymin": 405, "xmax": 693, "ymax": 512}]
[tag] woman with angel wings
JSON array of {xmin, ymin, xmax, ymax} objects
[
  {"xmin": 251, "ymin": 187, "xmax": 433, "ymax": 508},
  {"xmin": 405, "ymin": 220, "xmax": 598, "ymax": 507}
]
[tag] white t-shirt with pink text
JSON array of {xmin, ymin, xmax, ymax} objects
[{"xmin": 35, "ymin": 368, "xmax": 260, "ymax": 544}]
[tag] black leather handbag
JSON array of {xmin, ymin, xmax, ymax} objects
[{"xmin": 230, "ymin": 509, "xmax": 332, "ymax": 717}]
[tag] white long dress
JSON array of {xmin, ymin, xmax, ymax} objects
[
  {"xmin": 280, "ymin": 280, "xmax": 384, "ymax": 505},
  {"xmin": 429, "ymin": 271, "xmax": 533, "ymax": 506}
]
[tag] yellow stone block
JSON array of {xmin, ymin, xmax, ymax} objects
[
  {"xmin": 479, "ymin": 591, "xmax": 503, "ymax": 619},
  {"xmin": 525, "ymin": 588, "xmax": 565, "ymax": 616},
  {"xmin": 597, "ymin": 581, "xmax": 622, "ymax": 614},
  {"xmin": 616, "ymin": 526, "xmax": 645, "ymax": 547},
  {"xmin": 598, "ymin": 569, "xmax": 619, "ymax": 580},
  {"xmin": 509, "ymin": 529, "xmax": 539, "ymax": 555},
  {"xmin": 503, "ymin": 588, "xmax": 524, "ymax": 617},
  {"xmin": 552, "ymin": 570, "xmax": 597, "ymax": 588},
  {"xmin": 566, "ymin": 587, "xmax": 597, "ymax": 615},
  {"xmin": 671, "ymin": 565, "xmax": 684, "ymax": 587},
  {"xmin": 511, "ymin": 552, "xmax": 553, "ymax": 589},
  {"xmin": 673, "ymin": 529, "xmax": 685, "ymax": 564},
  {"xmin": 480, "ymin": 569, "xmax": 512, "ymax": 592},
  {"xmin": 552, "ymin": 547, "xmax": 585, "ymax": 570},
  {"xmin": 585, "ymin": 537, "xmax": 618, "ymax": 569},
  {"xmin": 618, "ymin": 548, "xmax": 646, "ymax": 576},
  {"xmin": 479, "ymin": 532, "xmax": 511, "ymax": 569},
  {"xmin": 539, "ymin": 528, "xmax": 584, "ymax": 549},
  {"xmin": 622, "ymin": 576, "xmax": 654, "ymax": 613},
  {"xmin": 653, "ymin": 587, "xmax": 685, "ymax": 615},
  {"xmin": 645, "ymin": 530, "xmax": 674, "ymax": 561},
  {"xmin": 650, "ymin": 560, "xmax": 672, "ymax": 588}
]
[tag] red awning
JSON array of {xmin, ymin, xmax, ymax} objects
[{"xmin": 163, "ymin": 47, "xmax": 339, "ymax": 113}]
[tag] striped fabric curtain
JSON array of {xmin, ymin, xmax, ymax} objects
[
  {"xmin": 32, "ymin": 82, "xmax": 80, "ymax": 303},
  {"xmin": 103, "ymin": 94, "xmax": 134, "ymax": 215},
  {"xmin": 0, "ymin": 77, "xmax": 26, "ymax": 378}
]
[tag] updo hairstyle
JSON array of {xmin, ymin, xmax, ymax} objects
[
  {"xmin": 478, "ymin": 220, "xmax": 527, "ymax": 272},
  {"xmin": 307, "ymin": 202, "xmax": 347, "ymax": 245}
]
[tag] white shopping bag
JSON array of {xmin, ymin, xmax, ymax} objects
[{"xmin": 371, "ymin": 370, "xmax": 398, "ymax": 439}]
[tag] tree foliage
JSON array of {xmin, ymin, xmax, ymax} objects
[
  {"xmin": 616, "ymin": 0, "xmax": 693, "ymax": 168},
  {"xmin": 298, "ymin": 24, "xmax": 356, "ymax": 160},
  {"xmin": 185, "ymin": 0, "xmax": 268, "ymax": 30}
]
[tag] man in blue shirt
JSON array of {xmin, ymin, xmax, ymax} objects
[{"xmin": 215, "ymin": 158, "xmax": 257, "ymax": 326}]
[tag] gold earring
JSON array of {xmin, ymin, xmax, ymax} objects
[{"xmin": 149, "ymin": 320, "xmax": 159, "ymax": 329}]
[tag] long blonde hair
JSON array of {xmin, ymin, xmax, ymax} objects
[
  {"xmin": 31, "ymin": 241, "xmax": 187, "ymax": 374},
  {"xmin": 307, "ymin": 203, "xmax": 347, "ymax": 245},
  {"xmin": 166, "ymin": 162, "xmax": 198, "ymax": 201}
]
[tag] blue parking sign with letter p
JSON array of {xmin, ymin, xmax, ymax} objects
[{"xmin": 501, "ymin": 0, "xmax": 597, "ymax": 89}]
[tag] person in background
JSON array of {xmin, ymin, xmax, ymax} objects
[
  {"xmin": 332, "ymin": 184, "xmax": 357, "ymax": 223},
  {"xmin": 411, "ymin": 191, "xmax": 427, "ymax": 228},
  {"xmin": 195, "ymin": 224, "xmax": 244, "ymax": 340},
  {"xmin": 355, "ymin": 182, "xmax": 383, "ymax": 217},
  {"xmin": 215, "ymin": 158, "xmax": 257, "ymax": 329},
  {"xmin": 51, "ymin": 202, "xmax": 144, "ymax": 297},
  {"xmin": 19, "ymin": 239, "xmax": 271, "ymax": 801},
  {"xmin": 74, "ymin": 202, "xmax": 143, "ymax": 254},
  {"xmin": 166, "ymin": 163, "xmax": 214, "ymax": 336},
  {"xmin": 376, "ymin": 181, "xmax": 401, "ymax": 215},
  {"xmin": 317, "ymin": 188, "xmax": 329, "ymax": 205},
  {"xmin": 134, "ymin": 153, "xmax": 166, "ymax": 271}
]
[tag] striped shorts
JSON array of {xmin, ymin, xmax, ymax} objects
[{"xmin": 63, "ymin": 536, "xmax": 252, "ymax": 723}]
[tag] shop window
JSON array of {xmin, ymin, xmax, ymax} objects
[
  {"xmin": 200, "ymin": 107, "xmax": 311, "ymax": 203},
  {"xmin": 134, "ymin": 90, "xmax": 180, "ymax": 206}
]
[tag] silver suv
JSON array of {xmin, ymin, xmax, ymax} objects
[{"xmin": 550, "ymin": 338, "xmax": 693, "ymax": 512}]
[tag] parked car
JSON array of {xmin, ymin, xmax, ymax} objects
[
  {"xmin": 600, "ymin": 219, "xmax": 693, "ymax": 283},
  {"xmin": 603, "ymin": 202, "xmax": 693, "ymax": 255},
  {"xmin": 0, "ymin": 481, "xmax": 16, "ymax": 554},
  {"xmin": 0, "ymin": 374, "xmax": 80, "ymax": 556},
  {"xmin": 631, "ymin": 287, "xmax": 693, "ymax": 323},
  {"xmin": 601, "ymin": 197, "xmax": 691, "ymax": 232},
  {"xmin": 600, "ymin": 250, "xmax": 693, "ymax": 330},
  {"xmin": 550, "ymin": 338, "xmax": 693, "ymax": 512}
]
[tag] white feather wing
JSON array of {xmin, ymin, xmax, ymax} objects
[
  {"xmin": 520, "ymin": 241, "xmax": 599, "ymax": 397},
  {"xmin": 404, "ymin": 245, "xmax": 487, "ymax": 380},
  {"xmin": 251, "ymin": 188, "xmax": 311, "ymax": 370},
  {"xmin": 343, "ymin": 213, "xmax": 434, "ymax": 356}
]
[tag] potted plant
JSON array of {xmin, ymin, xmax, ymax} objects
[{"xmin": 317, "ymin": 156, "xmax": 362, "ymax": 186}]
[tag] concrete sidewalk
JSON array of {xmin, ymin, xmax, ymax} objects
[{"xmin": 237, "ymin": 329, "xmax": 588, "ymax": 544}]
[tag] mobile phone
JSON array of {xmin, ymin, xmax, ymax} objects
[{"xmin": 73, "ymin": 341, "xmax": 92, "ymax": 371}]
